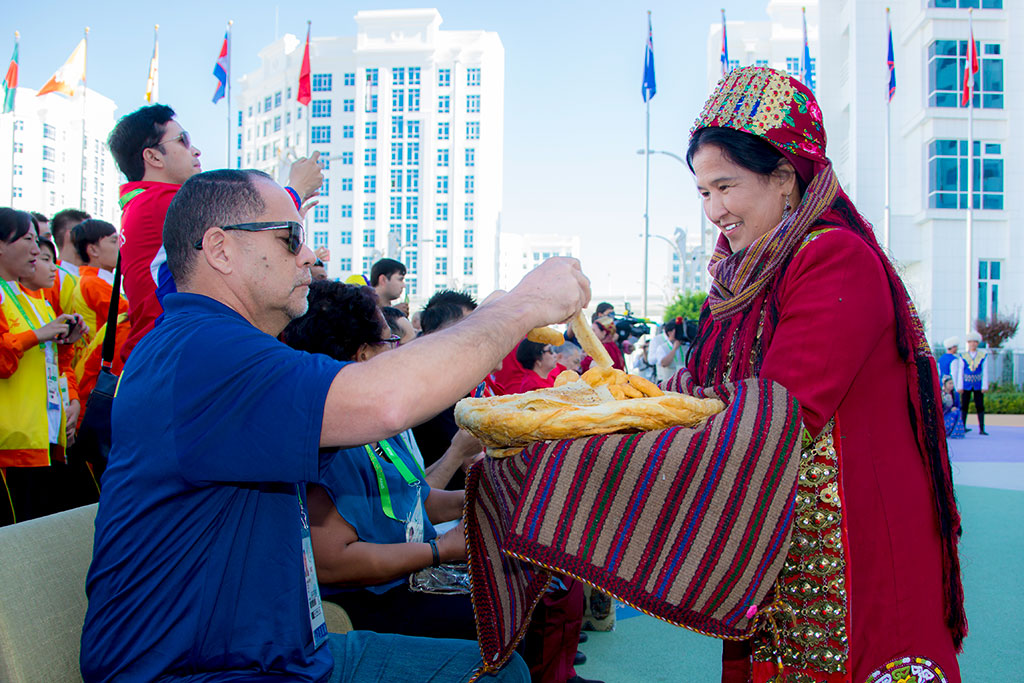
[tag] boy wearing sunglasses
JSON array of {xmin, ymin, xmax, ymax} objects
[{"xmin": 108, "ymin": 103, "xmax": 324, "ymax": 363}]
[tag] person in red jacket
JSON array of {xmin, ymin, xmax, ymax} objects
[{"xmin": 107, "ymin": 104, "xmax": 324, "ymax": 362}]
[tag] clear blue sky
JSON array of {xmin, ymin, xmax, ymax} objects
[{"xmin": 7, "ymin": 0, "xmax": 769, "ymax": 308}]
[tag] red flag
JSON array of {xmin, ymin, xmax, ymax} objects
[
  {"xmin": 960, "ymin": 29, "xmax": 978, "ymax": 107},
  {"xmin": 297, "ymin": 24, "xmax": 311, "ymax": 106}
]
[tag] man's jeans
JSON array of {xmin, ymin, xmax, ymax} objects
[{"xmin": 327, "ymin": 630, "xmax": 529, "ymax": 682}]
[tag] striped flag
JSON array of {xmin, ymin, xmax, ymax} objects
[
  {"xmin": 801, "ymin": 7, "xmax": 815, "ymax": 93},
  {"xmin": 887, "ymin": 15, "xmax": 896, "ymax": 102},
  {"xmin": 720, "ymin": 10, "xmax": 729, "ymax": 77},
  {"xmin": 960, "ymin": 25, "xmax": 978, "ymax": 107},
  {"xmin": 2, "ymin": 36, "xmax": 17, "ymax": 114},
  {"xmin": 642, "ymin": 12, "xmax": 656, "ymax": 102},
  {"xmin": 145, "ymin": 26, "xmax": 159, "ymax": 103},
  {"xmin": 297, "ymin": 23, "xmax": 311, "ymax": 106},
  {"xmin": 37, "ymin": 38, "xmax": 86, "ymax": 97},
  {"xmin": 212, "ymin": 31, "xmax": 229, "ymax": 104}
]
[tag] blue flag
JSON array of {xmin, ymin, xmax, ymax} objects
[
  {"xmin": 212, "ymin": 32, "xmax": 229, "ymax": 104},
  {"xmin": 887, "ymin": 22, "xmax": 896, "ymax": 102},
  {"xmin": 642, "ymin": 13, "xmax": 656, "ymax": 102},
  {"xmin": 801, "ymin": 8, "xmax": 815, "ymax": 93}
]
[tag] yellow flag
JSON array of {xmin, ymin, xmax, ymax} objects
[
  {"xmin": 37, "ymin": 38, "xmax": 86, "ymax": 97},
  {"xmin": 145, "ymin": 32, "xmax": 159, "ymax": 103}
]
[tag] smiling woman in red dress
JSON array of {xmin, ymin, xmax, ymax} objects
[{"xmin": 681, "ymin": 67, "xmax": 966, "ymax": 683}]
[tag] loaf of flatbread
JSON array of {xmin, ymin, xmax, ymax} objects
[{"xmin": 455, "ymin": 380, "xmax": 724, "ymax": 450}]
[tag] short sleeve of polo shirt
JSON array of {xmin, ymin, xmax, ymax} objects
[{"xmin": 165, "ymin": 314, "xmax": 347, "ymax": 485}]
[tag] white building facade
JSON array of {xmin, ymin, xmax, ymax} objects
[
  {"xmin": 0, "ymin": 86, "xmax": 121, "ymax": 224},
  {"xmin": 236, "ymin": 9, "xmax": 505, "ymax": 304},
  {"xmin": 709, "ymin": 0, "xmax": 1021, "ymax": 349},
  {"xmin": 819, "ymin": 0, "xmax": 1020, "ymax": 349},
  {"xmin": 498, "ymin": 232, "xmax": 581, "ymax": 292}
]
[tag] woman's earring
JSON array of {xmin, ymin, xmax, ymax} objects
[{"xmin": 782, "ymin": 194, "xmax": 792, "ymax": 221}]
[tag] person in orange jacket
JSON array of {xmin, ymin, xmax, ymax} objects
[{"xmin": 68, "ymin": 220, "xmax": 130, "ymax": 415}]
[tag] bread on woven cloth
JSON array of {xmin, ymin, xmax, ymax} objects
[{"xmin": 455, "ymin": 379, "xmax": 724, "ymax": 449}]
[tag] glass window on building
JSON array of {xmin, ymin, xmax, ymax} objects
[
  {"xmin": 344, "ymin": 72, "xmax": 355, "ymax": 86},
  {"xmin": 364, "ymin": 203, "xmax": 376, "ymax": 220},
  {"xmin": 343, "ymin": 125, "xmax": 354, "ymax": 139},
  {"xmin": 466, "ymin": 95, "xmax": 481, "ymax": 113},
  {"xmin": 238, "ymin": 111, "xmax": 243, "ymax": 126},
  {"xmin": 341, "ymin": 228, "xmax": 353, "ymax": 241},
  {"xmin": 264, "ymin": 96, "xmax": 273, "ymax": 110},
  {"xmin": 464, "ymin": 256, "xmax": 474, "ymax": 275},
  {"xmin": 929, "ymin": 0, "xmax": 1002, "ymax": 7},
  {"xmin": 438, "ymin": 68, "xmax": 451, "ymax": 87},
  {"xmin": 435, "ymin": 257, "xmax": 448, "ymax": 275},
  {"xmin": 364, "ymin": 148, "xmax": 377, "ymax": 166},
  {"xmin": 42, "ymin": 146, "xmax": 55, "ymax": 162},
  {"xmin": 366, "ymin": 121, "xmax": 377, "ymax": 140},
  {"xmin": 438, "ymin": 95, "xmax": 450, "ymax": 114},
  {"xmin": 408, "ymin": 89, "xmax": 420, "ymax": 112},
  {"xmin": 785, "ymin": 57, "xmax": 800, "ymax": 77},
  {"xmin": 928, "ymin": 40, "xmax": 1003, "ymax": 108},
  {"xmin": 366, "ymin": 94, "xmax": 378, "ymax": 113},
  {"xmin": 977, "ymin": 260, "xmax": 1001, "ymax": 321},
  {"xmin": 342, "ymin": 151, "xmax": 354, "ymax": 165},
  {"xmin": 393, "ymin": 89, "xmax": 405, "ymax": 112},
  {"xmin": 343, "ymin": 99, "xmax": 355, "ymax": 113},
  {"xmin": 364, "ymin": 175, "xmax": 376, "ymax": 193},
  {"xmin": 341, "ymin": 178, "xmax": 353, "ymax": 192},
  {"xmin": 274, "ymin": 116, "xmax": 282, "ymax": 132},
  {"xmin": 366, "ymin": 68, "xmax": 379, "ymax": 86},
  {"xmin": 390, "ymin": 196, "xmax": 402, "ymax": 219},
  {"xmin": 437, "ymin": 149, "xmax": 449, "ymax": 167},
  {"xmin": 313, "ymin": 205, "xmax": 329, "ymax": 223},
  {"xmin": 391, "ymin": 170, "xmax": 403, "ymax": 192},
  {"xmin": 42, "ymin": 124, "xmax": 56, "ymax": 140},
  {"xmin": 406, "ymin": 197, "xmax": 418, "ymax": 219},
  {"xmin": 312, "ymin": 99, "xmax": 332, "ymax": 118},
  {"xmin": 311, "ymin": 125, "xmax": 331, "ymax": 144},
  {"xmin": 404, "ymin": 249, "xmax": 418, "ymax": 274},
  {"xmin": 464, "ymin": 202, "xmax": 474, "ymax": 221},
  {"xmin": 407, "ymin": 120, "xmax": 420, "ymax": 139},
  {"xmin": 927, "ymin": 139, "xmax": 1003, "ymax": 210},
  {"xmin": 438, "ymin": 122, "xmax": 450, "ymax": 140},
  {"xmin": 406, "ymin": 142, "xmax": 419, "ymax": 165},
  {"xmin": 311, "ymin": 73, "xmax": 331, "ymax": 92},
  {"xmin": 436, "ymin": 204, "xmax": 448, "ymax": 222},
  {"xmin": 320, "ymin": 178, "xmax": 329, "ymax": 196},
  {"xmin": 467, "ymin": 67, "xmax": 481, "ymax": 86},
  {"xmin": 407, "ymin": 170, "xmax": 419, "ymax": 192},
  {"xmin": 339, "ymin": 257, "xmax": 352, "ymax": 271},
  {"xmin": 437, "ymin": 176, "xmax": 449, "ymax": 194},
  {"xmin": 463, "ymin": 229, "xmax": 474, "ymax": 248},
  {"xmin": 363, "ymin": 256, "xmax": 374, "ymax": 274},
  {"xmin": 405, "ymin": 224, "xmax": 418, "ymax": 244},
  {"xmin": 465, "ymin": 148, "xmax": 475, "ymax": 167},
  {"xmin": 467, "ymin": 121, "xmax": 480, "ymax": 140},
  {"xmin": 392, "ymin": 116, "xmax": 404, "ymax": 139},
  {"xmin": 42, "ymin": 168, "xmax": 55, "ymax": 183},
  {"xmin": 409, "ymin": 67, "xmax": 421, "ymax": 85},
  {"xmin": 313, "ymin": 231, "xmax": 328, "ymax": 249},
  {"xmin": 728, "ymin": 59, "xmax": 740, "ymax": 71},
  {"xmin": 364, "ymin": 229, "xmax": 376, "ymax": 247},
  {"xmin": 465, "ymin": 176, "xmax": 475, "ymax": 194},
  {"xmin": 406, "ymin": 276, "xmax": 417, "ymax": 296},
  {"xmin": 393, "ymin": 67, "xmax": 405, "ymax": 86},
  {"xmin": 391, "ymin": 143, "xmax": 404, "ymax": 166},
  {"xmin": 274, "ymin": 91, "xmax": 282, "ymax": 108}
]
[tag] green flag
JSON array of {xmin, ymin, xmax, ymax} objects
[{"xmin": 2, "ymin": 40, "xmax": 17, "ymax": 114}]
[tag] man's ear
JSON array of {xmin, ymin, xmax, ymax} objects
[
  {"xmin": 86, "ymin": 242, "xmax": 101, "ymax": 264},
  {"xmin": 142, "ymin": 146, "xmax": 165, "ymax": 171},
  {"xmin": 355, "ymin": 343, "xmax": 374, "ymax": 362},
  {"xmin": 199, "ymin": 229, "xmax": 233, "ymax": 276}
]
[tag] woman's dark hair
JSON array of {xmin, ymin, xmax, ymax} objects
[
  {"xmin": 381, "ymin": 306, "xmax": 407, "ymax": 336},
  {"xmin": 282, "ymin": 281, "xmax": 383, "ymax": 362},
  {"xmin": 36, "ymin": 239, "xmax": 57, "ymax": 259},
  {"xmin": 516, "ymin": 340, "xmax": 547, "ymax": 371},
  {"xmin": 686, "ymin": 127, "xmax": 806, "ymax": 193},
  {"xmin": 0, "ymin": 208, "xmax": 34, "ymax": 244},
  {"xmin": 71, "ymin": 219, "xmax": 117, "ymax": 263}
]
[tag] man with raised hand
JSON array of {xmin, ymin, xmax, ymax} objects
[
  {"xmin": 81, "ymin": 169, "xmax": 589, "ymax": 682},
  {"xmin": 107, "ymin": 104, "xmax": 324, "ymax": 362}
]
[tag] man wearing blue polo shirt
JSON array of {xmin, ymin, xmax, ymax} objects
[{"xmin": 80, "ymin": 169, "xmax": 591, "ymax": 682}]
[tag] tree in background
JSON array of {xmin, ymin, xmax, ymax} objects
[
  {"xmin": 976, "ymin": 309, "xmax": 1020, "ymax": 389},
  {"xmin": 663, "ymin": 291, "xmax": 708, "ymax": 323}
]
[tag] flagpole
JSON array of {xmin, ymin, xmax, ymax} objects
[
  {"xmin": 305, "ymin": 20, "xmax": 311, "ymax": 157},
  {"xmin": 80, "ymin": 27, "xmax": 89, "ymax": 211},
  {"xmin": 643, "ymin": 97, "xmax": 650, "ymax": 319},
  {"xmin": 226, "ymin": 21, "xmax": 233, "ymax": 168},
  {"xmin": 8, "ymin": 31, "xmax": 17, "ymax": 205},
  {"xmin": 965, "ymin": 7, "xmax": 974, "ymax": 335},
  {"xmin": 884, "ymin": 8, "xmax": 891, "ymax": 251}
]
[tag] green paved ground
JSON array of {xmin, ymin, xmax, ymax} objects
[{"xmin": 576, "ymin": 484, "xmax": 1024, "ymax": 681}]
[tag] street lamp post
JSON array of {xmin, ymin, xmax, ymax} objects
[{"xmin": 637, "ymin": 149, "xmax": 700, "ymax": 312}]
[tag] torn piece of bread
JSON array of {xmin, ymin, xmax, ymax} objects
[{"xmin": 571, "ymin": 311, "xmax": 613, "ymax": 369}]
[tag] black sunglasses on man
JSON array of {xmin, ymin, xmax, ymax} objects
[{"xmin": 193, "ymin": 221, "xmax": 306, "ymax": 255}]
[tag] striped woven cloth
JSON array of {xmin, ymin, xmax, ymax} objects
[{"xmin": 465, "ymin": 376, "xmax": 802, "ymax": 673}]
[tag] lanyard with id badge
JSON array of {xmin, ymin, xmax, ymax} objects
[
  {"xmin": 297, "ymin": 485, "xmax": 328, "ymax": 649},
  {"xmin": 0, "ymin": 281, "xmax": 62, "ymax": 445},
  {"xmin": 364, "ymin": 439, "xmax": 425, "ymax": 543}
]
